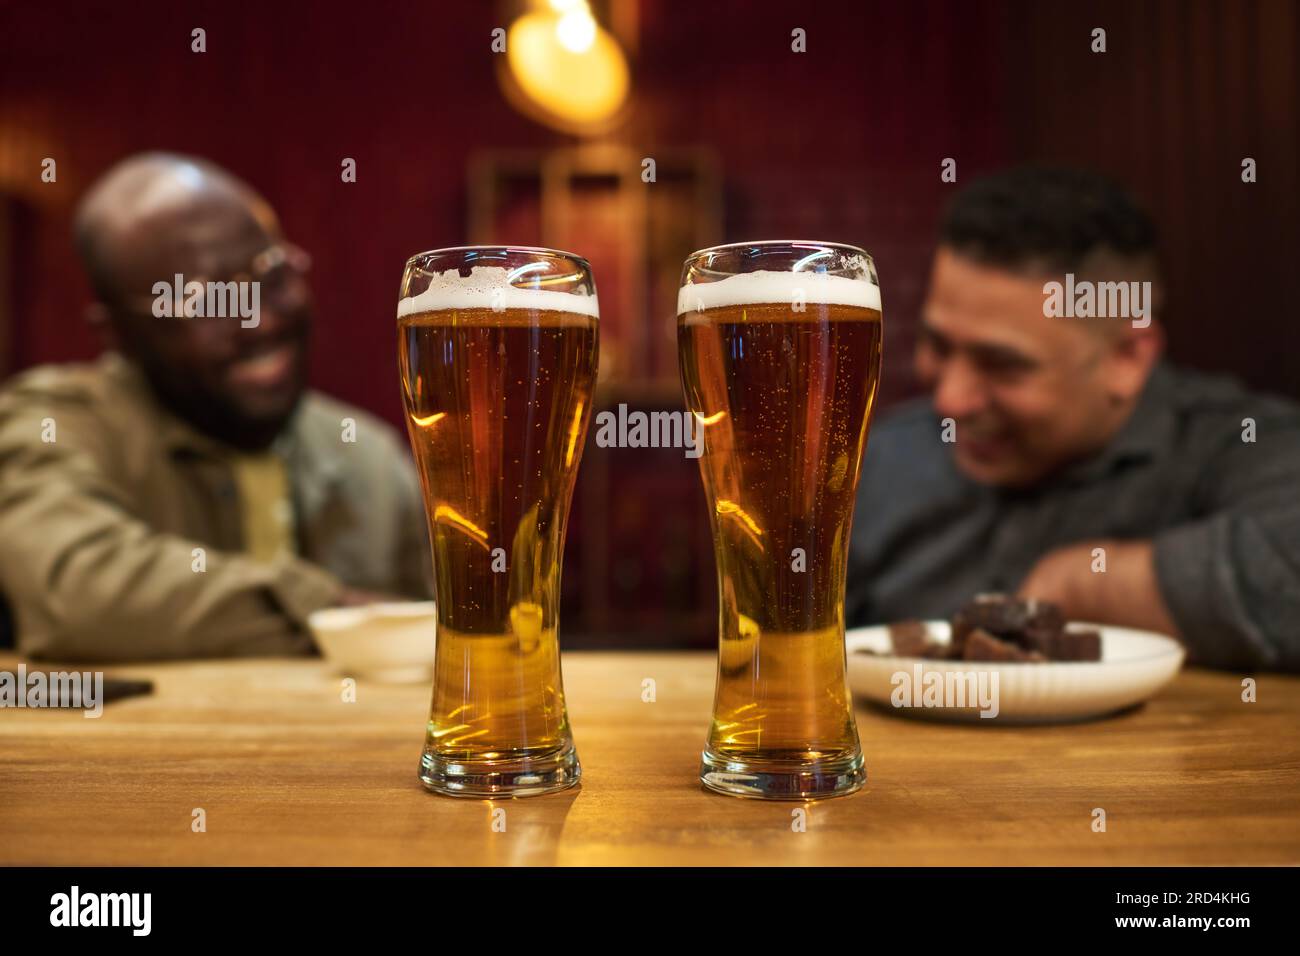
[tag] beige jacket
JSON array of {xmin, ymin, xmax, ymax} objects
[{"xmin": 0, "ymin": 353, "xmax": 431, "ymax": 661}]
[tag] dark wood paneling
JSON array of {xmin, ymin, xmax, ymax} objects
[{"xmin": 1006, "ymin": 0, "xmax": 1300, "ymax": 398}]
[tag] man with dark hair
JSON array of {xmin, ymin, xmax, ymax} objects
[
  {"xmin": 847, "ymin": 166, "xmax": 1300, "ymax": 671},
  {"xmin": 0, "ymin": 153, "xmax": 431, "ymax": 661}
]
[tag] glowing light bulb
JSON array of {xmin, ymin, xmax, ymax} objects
[
  {"xmin": 503, "ymin": 10, "xmax": 631, "ymax": 131},
  {"xmin": 556, "ymin": 10, "xmax": 596, "ymax": 53}
]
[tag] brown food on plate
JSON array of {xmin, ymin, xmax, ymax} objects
[
  {"xmin": 886, "ymin": 619, "xmax": 932, "ymax": 656},
  {"xmin": 1026, "ymin": 627, "xmax": 1103, "ymax": 662},
  {"xmin": 951, "ymin": 594, "xmax": 1100, "ymax": 662},
  {"xmin": 963, "ymin": 627, "xmax": 1047, "ymax": 662},
  {"xmin": 873, "ymin": 594, "xmax": 1103, "ymax": 662},
  {"xmin": 885, "ymin": 620, "xmax": 963, "ymax": 658}
]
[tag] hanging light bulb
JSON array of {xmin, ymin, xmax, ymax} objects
[
  {"xmin": 555, "ymin": 8, "xmax": 597, "ymax": 53},
  {"xmin": 501, "ymin": 1, "xmax": 630, "ymax": 133}
]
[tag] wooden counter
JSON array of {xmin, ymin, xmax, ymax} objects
[{"xmin": 2, "ymin": 652, "xmax": 1297, "ymax": 865}]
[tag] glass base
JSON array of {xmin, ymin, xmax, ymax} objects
[
  {"xmin": 419, "ymin": 744, "xmax": 581, "ymax": 798},
  {"xmin": 700, "ymin": 749, "xmax": 866, "ymax": 800}
]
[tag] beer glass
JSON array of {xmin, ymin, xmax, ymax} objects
[
  {"xmin": 677, "ymin": 241, "xmax": 883, "ymax": 799},
  {"xmin": 397, "ymin": 246, "xmax": 599, "ymax": 797}
]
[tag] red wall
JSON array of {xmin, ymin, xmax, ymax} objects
[
  {"xmin": 4, "ymin": 0, "xmax": 1296, "ymax": 646},
  {"xmin": 4, "ymin": 1, "xmax": 1296, "ymax": 415},
  {"xmin": 0, "ymin": 0, "xmax": 1012, "ymax": 421}
]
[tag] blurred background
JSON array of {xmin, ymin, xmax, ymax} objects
[{"xmin": 1, "ymin": 0, "xmax": 1296, "ymax": 648}]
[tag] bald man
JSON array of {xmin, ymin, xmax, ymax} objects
[{"xmin": 0, "ymin": 153, "xmax": 431, "ymax": 661}]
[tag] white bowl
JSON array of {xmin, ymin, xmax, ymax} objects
[
  {"xmin": 846, "ymin": 620, "xmax": 1185, "ymax": 723},
  {"xmin": 308, "ymin": 601, "xmax": 437, "ymax": 683}
]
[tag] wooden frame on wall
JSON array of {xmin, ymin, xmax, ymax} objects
[
  {"xmin": 466, "ymin": 144, "xmax": 724, "ymax": 646},
  {"xmin": 467, "ymin": 144, "xmax": 722, "ymax": 393}
]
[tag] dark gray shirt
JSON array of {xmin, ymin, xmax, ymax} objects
[{"xmin": 846, "ymin": 361, "xmax": 1300, "ymax": 671}]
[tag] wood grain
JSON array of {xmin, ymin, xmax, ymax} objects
[{"xmin": 1, "ymin": 652, "xmax": 1297, "ymax": 865}]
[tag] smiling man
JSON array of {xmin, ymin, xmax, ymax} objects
[
  {"xmin": 847, "ymin": 167, "xmax": 1300, "ymax": 671},
  {"xmin": 0, "ymin": 153, "xmax": 431, "ymax": 661}
]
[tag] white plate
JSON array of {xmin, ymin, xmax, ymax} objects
[
  {"xmin": 846, "ymin": 620, "xmax": 1185, "ymax": 723},
  {"xmin": 309, "ymin": 601, "xmax": 437, "ymax": 684}
]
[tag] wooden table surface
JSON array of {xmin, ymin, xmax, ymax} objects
[{"xmin": 2, "ymin": 651, "xmax": 1298, "ymax": 866}]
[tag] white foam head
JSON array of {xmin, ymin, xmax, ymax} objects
[
  {"xmin": 398, "ymin": 266, "xmax": 599, "ymax": 319},
  {"xmin": 677, "ymin": 269, "xmax": 881, "ymax": 317}
]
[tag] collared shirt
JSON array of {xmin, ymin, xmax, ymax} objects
[
  {"xmin": 0, "ymin": 352, "xmax": 432, "ymax": 661},
  {"xmin": 846, "ymin": 361, "xmax": 1300, "ymax": 671}
]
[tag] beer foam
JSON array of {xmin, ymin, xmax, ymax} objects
[
  {"xmin": 398, "ymin": 266, "xmax": 600, "ymax": 319},
  {"xmin": 677, "ymin": 270, "xmax": 881, "ymax": 316}
]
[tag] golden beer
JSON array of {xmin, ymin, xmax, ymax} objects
[
  {"xmin": 677, "ymin": 242, "xmax": 882, "ymax": 799},
  {"xmin": 398, "ymin": 247, "xmax": 598, "ymax": 797}
]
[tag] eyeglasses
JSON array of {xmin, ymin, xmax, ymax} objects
[{"xmin": 112, "ymin": 241, "xmax": 313, "ymax": 319}]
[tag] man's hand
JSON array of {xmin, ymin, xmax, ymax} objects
[{"xmin": 1017, "ymin": 539, "xmax": 1181, "ymax": 637}]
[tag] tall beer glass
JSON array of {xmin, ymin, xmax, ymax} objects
[
  {"xmin": 398, "ymin": 246, "xmax": 598, "ymax": 797},
  {"xmin": 677, "ymin": 241, "xmax": 883, "ymax": 799}
]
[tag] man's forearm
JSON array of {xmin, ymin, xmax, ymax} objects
[
  {"xmin": 1018, "ymin": 539, "xmax": 1181, "ymax": 637},
  {"xmin": 0, "ymin": 490, "xmax": 342, "ymax": 661}
]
